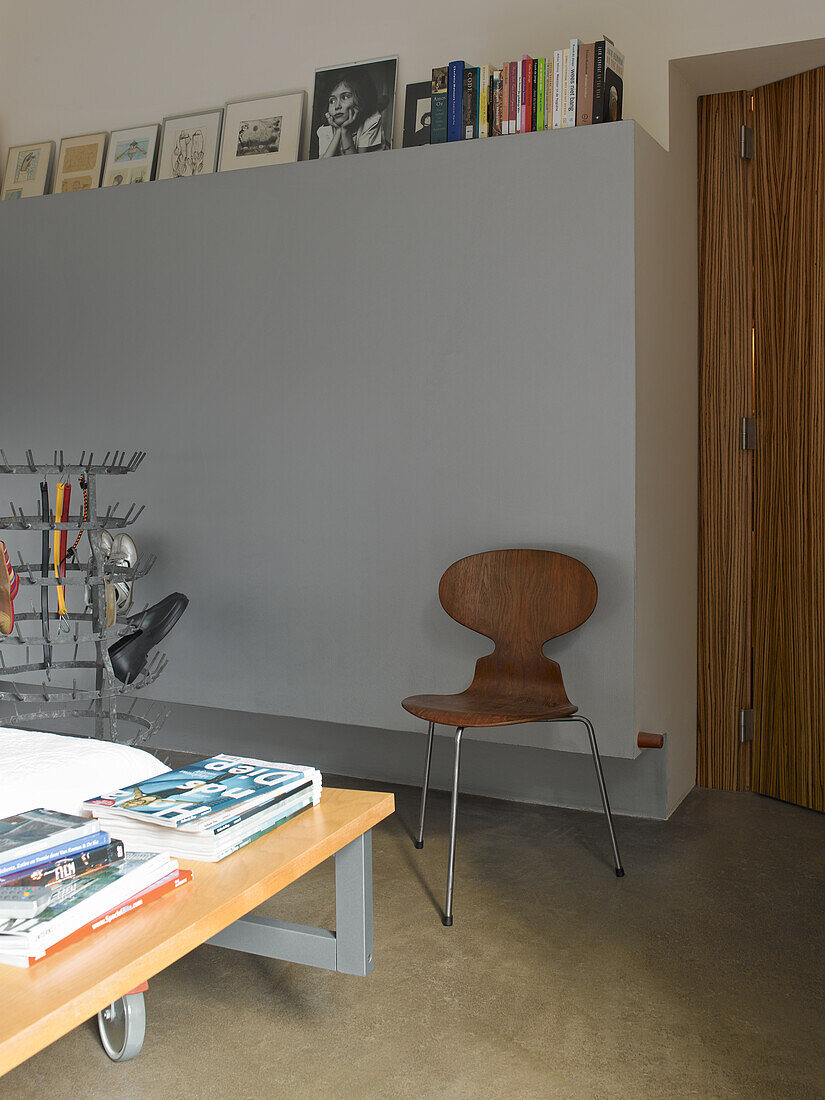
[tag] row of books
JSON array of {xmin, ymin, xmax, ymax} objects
[
  {"xmin": 0, "ymin": 808, "xmax": 189, "ymax": 968},
  {"xmin": 0, "ymin": 753, "xmax": 322, "ymax": 967},
  {"xmin": 431, "ymin": 38, "xmax": 623, "ymax": 144},
  {"xmin": 85, "ymin": 753, "xmax": 323, "ymax": 860}
]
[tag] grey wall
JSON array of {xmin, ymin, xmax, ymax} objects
[{"xmin": 0, "ymin": 122, "xmax": 642, "ymax": 767}]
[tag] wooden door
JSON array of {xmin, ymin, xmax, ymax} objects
[
  {"xmin": 698, "ymin": 68, "xmax": 825, "ymax": 810},
  {"xmin": 751, "ymin": 68, "xmax": 825, "ymax": 811},
  {"xmin": 697, "ymin": 90, "xmax": 753, "ymax": 791}
]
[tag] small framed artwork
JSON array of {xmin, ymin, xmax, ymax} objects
[
  {"xmin": 1, "ymin": 141, "xmax": 54, "ymax": 200},
  {"xmin": 101, "ymin": 124, "xmax": 160, "ymax": 187},
  {"xmin": 52, "ymin": 132, "xmax": 107, "ymax": 194},
  {"xmin": 309, "ymin": 56, "xmax": 398, "ymax": 159},
  {"xmin": 402, "ymin": 81, "xmax": 432, "ymax": 148},
  {"xmin": 157, "ymin": 108, "xmax": 224, "ymax": 180},
  {"xmin": 218, "ymin": 92, "xmax": 304, "ymax": 172}
]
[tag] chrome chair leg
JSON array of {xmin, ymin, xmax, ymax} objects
[
  {"xmin": 414, "ymin": 721, "xmax": 435, "ymax": 849},
  {"xmin": 571, "ymin": 715, "xmax": 624, "ymax": 876},
  {"xmin": 443, "ymin": 726, "xmax": 464, "ymax": 926},
  {"xmin": 547, "ymin": 715, "xmax": 625, "ymax": 876}
]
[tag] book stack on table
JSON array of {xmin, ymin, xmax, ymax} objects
[
  {"xmin": 0, "ymin": 809, "xmax": 189, "ymax": 968},
  {"xmin": 84, "ymin": 755, "xmax": 323, "ymax": 862}
]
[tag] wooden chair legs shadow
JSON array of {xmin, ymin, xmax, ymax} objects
[{"xmin": 403, "ymin": 549, "xmax": 625, "ymax": 926}]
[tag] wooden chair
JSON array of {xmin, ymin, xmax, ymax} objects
[{"xmin": 402, "ymin": 548, "xmax": 624, "ymax": 926}]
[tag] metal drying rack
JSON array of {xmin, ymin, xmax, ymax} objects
[{"xmin": 0, "ymin": 449, "xmax": 168, "ymax": 745}]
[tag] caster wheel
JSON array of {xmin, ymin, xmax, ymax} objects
[{"xmin": 97, "ymin": 992, "xmax": 146, "ymax": 1061}]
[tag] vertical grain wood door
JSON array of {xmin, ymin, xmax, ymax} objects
[
  {"xmin": 697, "ymin": 90, "xmax": 753, "ymax": 791},
  {"xmin": 751, "ymin": 67, "xmax": 825, "ymax": 811}
]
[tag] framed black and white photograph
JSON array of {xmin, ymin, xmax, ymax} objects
[
  {"xmin": 218, "ymin": 93, "xmax": 304, "ymax": 173},
  {"xmin": 309, "ymin": 56, "xmax": 397, "ymax": 160},
  {"xmin": 157, "ymin": 108, "xmax": 224, "ymax": 180},
  {"xmin": 402, "ymin": 81, "xmax": 432, "ymax": 148},
  {"xmin": 101, "ymin": 124, "xmax": 159, "ymax": 187},
  {"xmin": 1, "ymin": 140, "xmax": 54, "ymax": 199}
]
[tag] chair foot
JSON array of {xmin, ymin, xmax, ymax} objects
[
  {"xmin": 441, "ymin": 915, "xmax": 453, "ymax": 927},
  {"xmin": 615, "ymin": 867, "xmax": 625, "ymax": 877},
  {"xmin": 413, "ymin": 839, "xmax": 423, "ymax": 850}
]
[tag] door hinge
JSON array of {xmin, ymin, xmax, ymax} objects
[
  {"xmin": 739, "ymin": 708, "xmax": 754, "ymax": 743},
  {"xmin": 740, "ymin": 125, "xmax": 754, "ymax": 159},
  {"xmin": 741, "ymin": 416, "xmax": 757, "ymax": 451}
]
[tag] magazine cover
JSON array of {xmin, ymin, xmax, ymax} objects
[
  {"xmin": 85, "ymin": 754, "xmax": 319, "ymax": 827},
  {"xmin": 178, "ymin": 777, "xmax": 316, "ymax": 835},
  {"xmin": 104, "ymin": 784, "xmax": 318, "ymax": 858},
  {"xmin": 0, "ymin": 809, "xmax": 97, "ymax": 861}
]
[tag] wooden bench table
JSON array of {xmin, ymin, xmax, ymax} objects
[{"xmin": 0, "ymin": 786, "xmax": 394, "ymax": 1074}]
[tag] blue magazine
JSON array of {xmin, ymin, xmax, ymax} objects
[
  {"xmin": 85, "ymin": 754, "xmax": 318, "ymax": 828},
  {"xmin": 0, "ymin": 831, "xmax": 110, "ymax": 879}
]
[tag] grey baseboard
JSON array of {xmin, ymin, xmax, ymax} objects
[{"xmin": 151, "ymin": 700, "xmax": 670, "ymax": 819}]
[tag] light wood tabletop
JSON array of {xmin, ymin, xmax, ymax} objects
[{"xmin": 0, "ymin": 786, "xmax": 395, "ymax": 1077}]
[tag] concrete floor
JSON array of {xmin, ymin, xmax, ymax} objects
[{"xmin": 2, "ymin": 776, "xmax": 824, "ymax": 1099}]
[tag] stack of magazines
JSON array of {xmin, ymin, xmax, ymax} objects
[
  {"xmin": 0, "ymin": 808, "xmax": 189, "ymax": 968},
  {"xmin": 84, "ymin": 754, "xmax": 322, "ymax": 861}
]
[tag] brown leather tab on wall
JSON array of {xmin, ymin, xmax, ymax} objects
[{"xmin": 637, "ymin": 731, "xmax": 664, "ymax": 749}]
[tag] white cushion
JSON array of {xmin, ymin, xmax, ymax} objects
[{"xmin": 0, "ymin": 727, "xmax": 170, "ymax": 819}]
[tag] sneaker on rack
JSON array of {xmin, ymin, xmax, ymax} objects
[{"xmin": 0, "ymin": 541, "xmax": 19, "ymax": 635}]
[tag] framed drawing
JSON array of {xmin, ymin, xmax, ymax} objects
[
  {"xmin": 309, "ymin": 56, "xmax": 397, "ymax": 159},
  {"xmin": 1, "ymin": 141, "xmax": 54, "ymax": 200},
  {"xmin": 402, "ymin": 81, "xmax": 431, "ymax": 147},
  {"xmin": 157, "ymin": 108, "xmax": 224, "ymax": 180},
  {"xmin": 52, "ymin": 132, "xmax": 107, "ymax": 193},
  {"xmin": 218, "ymin": 93, "xmax": 304, "ymax": 172},
  {"xmin": 101, "ymin": 124, "xmax": 159, "ymax": 187}
]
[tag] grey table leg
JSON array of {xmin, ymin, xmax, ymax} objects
[
  {"xmin": 208, "ymin": 829, "xmax": 375, "ymax": 976},
  {"xmin": 334, "ymin": 830, "xmax": 374, "ymax": 976}
]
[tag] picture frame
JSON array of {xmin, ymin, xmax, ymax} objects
[
  {"xmin": 1, "ymin": 141, "xmax": 54, "ymax": 200},
  {"xmin": 309, "ymin": 56, "xmax": 398, "ymax": 160},
  {"xmin": 157, "ymin": 108, "xmax": 224, "ymax": 180},
  {"xmin": 52, "ymin": 132, "xmax": 107, "ymax": 194},
  {"xmin": 218, "ymin": 93, "xmax": 305, "ymax": 172},
  {"xmin": 402, "ymin": 81, "xmax": 432, "ymax": 148},
  {"xmin": 101, "ymin": 124, "xmax": 160, "ymax": 188}
]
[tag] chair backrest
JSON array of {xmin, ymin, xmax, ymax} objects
[{"xmin": 438, "ymin": 549, "xmax": 597, "ymax": 697}]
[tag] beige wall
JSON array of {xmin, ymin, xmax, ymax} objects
[
  {"xmin": 633, "ymin": 67, "xmax": 699, "ymax": 815},
  {"xmin": 0, "ymin": 0, "xmax": 823, "ymax": 166}
]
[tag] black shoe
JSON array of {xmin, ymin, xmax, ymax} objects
[
  {"xmin": 126, "ymin": 592, "xmax": 188, "ymax": 634},
  {"xmin": 109, "ymin": 592, "xmax": 189, "ymax": 683}
]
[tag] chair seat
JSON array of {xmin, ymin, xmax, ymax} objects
[{"xmin": 401, "ymin": 691, "xmax": 577, "ymax": 727}]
